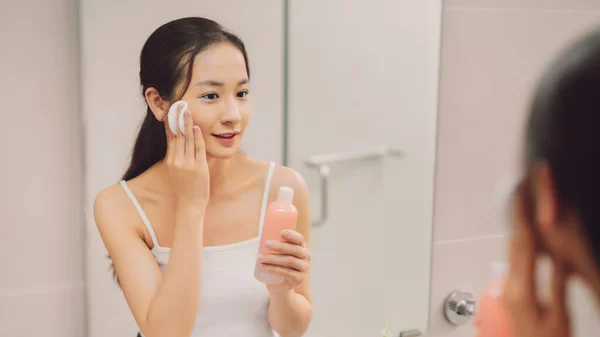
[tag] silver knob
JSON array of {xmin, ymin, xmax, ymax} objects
[{"xmin": 444, "ymin": 291, "xmax": 477, "ymax": 325}]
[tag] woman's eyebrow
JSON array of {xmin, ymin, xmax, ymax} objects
[{"xmin": 193, "ymin": 79, "xmax": 248, "ymax": 86}]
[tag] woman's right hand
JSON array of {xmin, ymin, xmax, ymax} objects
[{"xmin": 164, "ymin": 109, "xmax": 210, "ymax": 207}]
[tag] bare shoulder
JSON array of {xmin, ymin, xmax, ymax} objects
[
  {"xmin": 270, "ymin": 165, "xmax": 308, "ymax": 195},
  {"xmin": 236, "ymin": 153, "xmax": 309, "ymax": 205},
  {"xmin": 93, "ymin": 183, "xmax": 139, "ymax": 236},
  {"xmin": 94, "ymin": 185, "xmax": 122, "ymax": 223}
]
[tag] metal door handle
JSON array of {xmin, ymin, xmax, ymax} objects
[
  {"xmin": 444, "ymin": 291, "xmax": 477, "ymax": 325},
  {"xmin": 304, "ymin": 147, "xmax": 402, "ymax": 227}
]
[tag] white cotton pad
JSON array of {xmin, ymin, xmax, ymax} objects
[{"xmin": 167, "ymin": 100, "xmax": 188, "ymax": 135}]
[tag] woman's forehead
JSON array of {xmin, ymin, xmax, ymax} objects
[{"xmin": 191, "ymin": 42, "xmax": 248, "ymax": 83}]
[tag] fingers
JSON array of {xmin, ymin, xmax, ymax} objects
[
  {"xmin": 281, "ymin": 230, "xmax": 305, "ymax": 247},
  {"xmin": 550, "ymin": 259, "xmax": 569, "ymax": 316},
  {"xmin": 164, "ymin": 121, "xmax": 176, "ymax": 163},
  {"xmin": 260, "ymin": 264, "xmax": 304, "ymax": 285},
  {"xmin": 183, "ymin": 110, "xmax": 194, "ymax": 162},
  {"xmin": 193, "ymin": 125, "xmax": 206, "ymax": 164},
  {"xmin": 505, "ymin": 187, "xmax": 539, "ymax": 319},
  {"xmin": 176, "ymin": 132, "xmax": 185, "ymax": 163},
  {"xmin": 162, "ymin": 102, "xmax": 205, "ymax": 165},
  {"xmin": 505, "ymin": 236, "xmax": 538, "ymax": 316},
  {"xmin": 266, "ymin": 240, "xmax": 310, "ymax": 260},
  {"xmin": 259, "ymin": 253, "xmax": 310, "ymax": 272}
]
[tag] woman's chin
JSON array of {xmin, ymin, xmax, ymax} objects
[{"xmin": 205, "ymin": 146, "xmax": 240, "ymax": 159}]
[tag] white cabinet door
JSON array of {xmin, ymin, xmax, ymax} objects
[{"xmin": 287, "ymin": 1, "xmax": 442, "ymax": 336}]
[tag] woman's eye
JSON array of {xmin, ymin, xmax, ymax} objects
[
  {"xmin": 202, "ymin": 93, "xmax": 219, "ymax": 100},
  {"xmin": 237, "ymin": 90, "xmax": 249, "ymax": 98}
]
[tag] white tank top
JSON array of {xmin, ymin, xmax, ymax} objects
[{"xmin": 120, "ymin": 162, "xmax": 277, "ymax": 337}]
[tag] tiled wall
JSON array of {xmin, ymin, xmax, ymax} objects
[
  {"xmin": 428, "ymin": 1, "xmax": 600, "ymax": 336},
  {"xmin": 0, "ymin": 0, "xmax": 85, "ymax": 336}
]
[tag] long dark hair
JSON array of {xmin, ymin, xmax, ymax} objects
[
  {"xmin": 122, "ymin": 17, "xmax": 250, "ymax": 181},
  {"xmin": 524, "ymin": 26, "xmax": 600, "ymax": 266}
]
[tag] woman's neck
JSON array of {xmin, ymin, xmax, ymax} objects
[{"xmin": 206, "ymin": 154, "xmax": 240, "ymax": 191}]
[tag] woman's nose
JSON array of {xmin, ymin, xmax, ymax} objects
[{"xmin": 221, "ymin": 98, "xmax": 242, "ymax": 123}]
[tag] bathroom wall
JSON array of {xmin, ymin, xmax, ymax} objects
[
  {"xmin": 0, "ymin": 0, "xmax": 85, "ymax": 336},
  {"xmin": 428, "ymin": 2, "xmax": 600, "ymax": 336}
]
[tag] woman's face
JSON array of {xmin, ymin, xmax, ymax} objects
[{"xmin": 178, "ymin": 42, "xmax": 251, "ymax": 159}]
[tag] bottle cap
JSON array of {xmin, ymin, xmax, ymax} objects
[{"xmin": 277, "ymin": 186, "xmax": 294, "ymax": 203}]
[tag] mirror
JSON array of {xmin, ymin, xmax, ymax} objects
[
  {"xmin": 1, "ymin": 0, "xmax": 441, "ymax": 336},
  {"xmin": 81, "ymin": 2, "xmax": 287, "ymax": 336}
]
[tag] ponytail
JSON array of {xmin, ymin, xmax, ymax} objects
[{"xmin": 122, "ymin": 107, "xmax": 167, "ymax": 181}]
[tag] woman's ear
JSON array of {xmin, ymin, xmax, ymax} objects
[
  {"xmin": 145, "ymin": 87, "xmax": 169, "ymax": 121},
  {"xmin": 532, "ymin": 162, "xmax": 560, "ymax": 236}
]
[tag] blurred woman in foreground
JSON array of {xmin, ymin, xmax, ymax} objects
[{"xmin": 505, "ymin": 26, "xmax": 600, "ymax": 337}]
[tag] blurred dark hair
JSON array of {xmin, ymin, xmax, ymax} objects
[
  {"xmin": 122, "ymin": 16, "xmax": 250, "ymax": 181},
  {"xmin": 524, "ymin": 26, "xmax": 600, "ymax": 267}
]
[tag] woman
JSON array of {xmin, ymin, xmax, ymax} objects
[
  {"xmin": 504, "ymin": 26, "xmax": 600, "ymax": 336},
  {"xmin": 93, "ymin": 17, "xmax": 313, "ymax": 337}
]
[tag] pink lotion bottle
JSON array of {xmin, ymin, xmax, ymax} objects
[
  {"xmin": 474, "ymin": 261, "xmax": 515, "ymax": 337},
  {"xmin": 254, "ymin": 186, "xmax": 298, "ymax": 284}
]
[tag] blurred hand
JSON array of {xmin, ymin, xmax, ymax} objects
[{"xmin": 504, "ymin": 189, "xmax": 571, "ymax": 337}]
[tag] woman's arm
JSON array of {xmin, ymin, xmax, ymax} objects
[
  {"xmin": 268, "ymin": 287, "xmax": 313, "ymax": 337},
  {"xmin": 94, "ymin": 187, "xmax": 205, "ymax": 337},
  {"xmin": 266, "ymin": 168, "xmax": 313, "ymax": 337}
]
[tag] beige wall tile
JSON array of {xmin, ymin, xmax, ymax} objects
[
  {"xmin": 433, "ymin": 8, "xmax": 600, "ymax": 241},
  {"xmin": 0, "ymin": 284, "xmax": 85, "ymax": 337},
  {"xmin": 427, "ymin": 236, "xmax": 507, "ymax": 337},
  {"xmin": 0, "ymin": 0, "xmax": 84, "ymax": 306}
]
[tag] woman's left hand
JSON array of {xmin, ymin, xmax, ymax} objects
[
  {"xmin": 258, "ymin": 229, "xmax": 311, "ymax": 295},
  {"xmin": 503, "ymin": 184, "xmax": 571, "ymax": 337}
]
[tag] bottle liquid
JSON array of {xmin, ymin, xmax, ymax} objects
[
  {"xmin": 254, "ymin": 186, "xmax": 298, "ymax": 284},
  {"xmin": 473, "ymin": 261, "xmax": 515, "ymax": 337}
]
